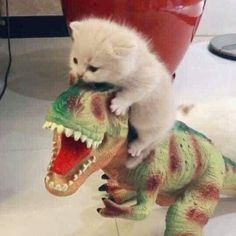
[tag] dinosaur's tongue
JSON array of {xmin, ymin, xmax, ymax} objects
[{"xmin": 51, "ymin": 135, "xmax": 91, "ymax": 175}]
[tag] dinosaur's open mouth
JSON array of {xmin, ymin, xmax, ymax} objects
[
  {"xmin": 43, "ymin": 121, "xmax": 102, "ymax": 194},
  {"xmin": 51, "ymin": 134, "xmax": 92, "ymax": 175}
]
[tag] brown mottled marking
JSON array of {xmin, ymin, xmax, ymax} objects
[
  {"xmin": 146, "ymin": 175, "xmax": 161, "ymax": 192},
  {"xmin": 191, "ymin": 136, "xmax": 203, "ymax": 175},
  {"xmin": 107, "ymin": 185, "xmax": 121, "ymax": 192},
  {"xmin": 186, "ymin": 208, "xmax": 209, "ymax": 225},
  {"xmin": 233, "ymin": 167, "xmax": 236, "ymax": 173},
  {"xmin": 169, "ymin": 135, "xmax": 180, "ymax": 172},
  {"xmin": 156, "ymin": 193, "xmax": 176, "ymax": 206},
  {"xmin": 178, "ymin": 104, "xmax": 195, "ymax": 115},
  {"xmin": 91, "ymin": 95, "xmax": 105, "ymax": 121},
  {"xmin": 67, "ymin": 96, "xmax": 82, "ymax": 111},
  {"xmin": 199, "ymin": 184, "xmax": 220, "ymax": 201}
]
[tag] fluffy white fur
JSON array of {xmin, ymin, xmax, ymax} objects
[
  {"xmin": 69, "ymin": 18, "xmax": 176, "ymax": 168},
  {"xmin": 177, "ymin": 97, "xmax": 236, "ymax": 160}
]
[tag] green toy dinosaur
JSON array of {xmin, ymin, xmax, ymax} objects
[{"xmin": 43, "ymin": 80, "xmax": 236, "ymax": 236}]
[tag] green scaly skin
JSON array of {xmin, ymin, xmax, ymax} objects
[{"xmin": 44, "ymin": 80, "xmax": 236, "ymax": 236}]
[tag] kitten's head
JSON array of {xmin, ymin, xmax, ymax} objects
[{"xmin": 69, "ymin": 18, "xmax": 138, "ymax": 85}]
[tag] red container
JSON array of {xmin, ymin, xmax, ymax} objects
[{"xmin": 61, "ymin": 0, "xmax": 206, "ymax": 74}]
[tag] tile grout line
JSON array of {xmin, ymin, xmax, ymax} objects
[{"xmin": 115, "ymin": 219, "xmax": 121, "ymax": 236}]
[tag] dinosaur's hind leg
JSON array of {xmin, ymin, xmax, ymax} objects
[{"xmin": 165, "ymin": 165, "xmax": 225, "ymax": 236}]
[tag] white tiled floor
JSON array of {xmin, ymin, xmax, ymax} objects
[{"xmin": 0, "ymin": 36, "xmax": 236, "ymax": 236}]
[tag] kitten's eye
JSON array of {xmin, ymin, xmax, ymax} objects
[
  {"xmin": 88, "ymin": 65, "xmax": 99, "ymax": 72},
  {"xmin": 73, "ymin": 57, "xmax": 78, "ymax": 64}
]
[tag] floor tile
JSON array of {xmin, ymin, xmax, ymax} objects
[
  {"xmin": 0, "ymin": 149, "xmax": 118, "ymax": 236},
  {"xmin": 116, "ymin": 206, "xmax": 167, "ymax": 236},
  {"xmin": 174, "ymin": 42, "xmax": 236, "ymax": 105},
  {"xmin": 1, "ymin": 38, "xmax": 70, "ymax": 100},
  {"xmin": 1, "ymin": 37, "xmax": 236, "ymax": 236},
  {"xmin": 0, "ymin": 90, "xmax": 51, "ymax": 151}
]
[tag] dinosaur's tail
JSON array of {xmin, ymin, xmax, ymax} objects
[{"xmin": 222, "ymin": 156, "xmax": 236, "ymax": 196}]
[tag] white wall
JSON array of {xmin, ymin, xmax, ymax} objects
[{"xmin": 197, "ymin": 0, "xmax": 236, "ymax": 35}]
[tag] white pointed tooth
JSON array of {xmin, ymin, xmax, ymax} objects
[
  {"xmin": 57, "ymin": 125, "xmax": 64, "ymax": 134},
  {"xmin": 65, "ymin": 128, "xmax": 73, "ymax": 137},
  {"xmin": 81, "ymin": 135, "xmax": 87, "ymax": 143},
  {"xmin": 93, "ymin": 141, "xmax": 101, "ymax": 148},
  {"xmin": 78, "ymin": 170, "xmax": 83, "ymax": 176},
  {"xmin": 86, "ymin": 139, "xmax": 93, "ymax": 148},
  {"xmin": 51, "ymin": 123, "xmax": 57, "ymax": 130},
  {"xmin": 74, "ymin": 131, "xmax": 81, "ymax": 141},
  {"xmin": 45, "ymin": 176, "xmax": 50, "ymax": 183},
  {"xmin": 90, "ymin": 156, "xmax": 96, "ymax": 163},
  {"xmin": 92, "ymin": 142, "xmax": 97, "ymax": 150},
  {"xmin": 62, "ymin": 184, "xmax": 68, "ymax": 191},
  {"xmin": 55, "ymin": 184, "xmax": 62, "ymax": 191},
  {"xmin": 98, "ymin": 141, "xmax": 102, "ymax": 146},
  {"xmin": 68, "ymin": 180, "xmax": 73, "ymax": 186},
  {"xmin": 42, "ymin": 122, "xmax": 48, "ymax": 129},
  {"xmin": 43, "ymin": 121, "xmax": 51, "ymax": 129},
  {"xmin": 82, "ymin": 163, "xmax": 88, "ymax": 172},
  {"xmin": 49, "ymin": 181, "xmax": 54, "ymax": 188},
  {"xmin": 73, "ymin": 174, "xmax": 79, "ymax": 181},
  {"xmin": 85, "ymin": 160, "xmax": 92, "ymax": 167}
]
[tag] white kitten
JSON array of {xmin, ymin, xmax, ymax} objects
[
  {"xmin": 177, "ymin": 97, "xmax": 236, "ymax": 160},
  {"xmin": 69, "ymin": 18, "xmax": 176, "ymax": 168}
]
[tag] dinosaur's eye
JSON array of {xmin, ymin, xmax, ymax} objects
[
  {"xmin": 88, "ymin": 65, "xmax": 99, "ymax": 72},
  {"xmin": 73, "ymin": 57, "xmax": 78, "ymax": 64}
]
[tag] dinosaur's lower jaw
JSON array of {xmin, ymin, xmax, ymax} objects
[{"xmin": 45, "ymin": 132, "xmax": 98, "ymax": 196}]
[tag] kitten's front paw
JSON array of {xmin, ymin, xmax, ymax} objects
[{"xmin": 110, "ymin": 97, "xmax": 129, "ymax": 116}]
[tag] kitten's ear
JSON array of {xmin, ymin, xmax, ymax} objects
[
  {"xmin": 69, "ymin": 21, "xmax": 80, "ymax": 39},
  {"xmin": 108, "ymin": 42, "xmax": 137, "ymax": 58}
]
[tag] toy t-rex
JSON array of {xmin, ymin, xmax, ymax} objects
[{"xmin": 43, "ymin": 80, "xmax": 236, "ymax": 236}]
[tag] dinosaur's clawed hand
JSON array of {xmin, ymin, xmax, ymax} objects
[{"xmin": 110, "ymin": 96, "xmax": 130, "ymax": 116}]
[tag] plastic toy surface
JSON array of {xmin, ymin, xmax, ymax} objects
[{"xmin": 44, "ymin": 80, "xmax": 236, "ymax": 236}]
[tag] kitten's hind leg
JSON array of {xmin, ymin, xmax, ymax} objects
[
  {"xmin": 128, "ymin": 128, "xmax": 158, "ymax": 157},
  {"xmin": 127, "ymin": 129, "xmax": 168, "ymax": 169},
  {"xmin": 126, "ymin": 142, "xmax": 155, "ymax": 169}
]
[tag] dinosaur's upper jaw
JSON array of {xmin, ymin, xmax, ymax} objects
[
  {"xmin": 43, "ymin": 81, "xmax": 128, "ymax": 196},
  {"xmin": 44, "ymin": 122, "xmax": 102, "ymax": 196}
]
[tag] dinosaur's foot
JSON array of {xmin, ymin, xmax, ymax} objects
[
  {"xmin": 98, "ymin": 179, "xmax": 136, "ymax": 204},
  {"xmin": 97, "ymin": 197, "xmax": 152, "ymax": 221},
  {"xmin": 97, "ymin": 198, "xmax": 131, "ymax": 218}
]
